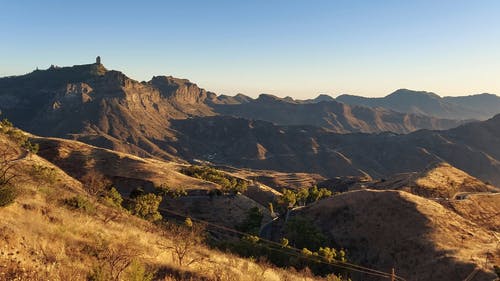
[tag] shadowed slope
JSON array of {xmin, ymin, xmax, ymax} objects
[{"xmin": 300, "ymin": 190, "xmax": 498, "ymax": 281}]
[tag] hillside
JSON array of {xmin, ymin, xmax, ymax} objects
[
  {"xmin": 0, "ymin": 126, "xmax": 320, "ymax": 281},
  {"xmin": 166, "ymin": 114, "xmax": 500, "ymax": 186},
  {"xmin": 336, "ymin": 89, "xmax": 500, "ymax": 120},
  {"xmin": 367, "ymin": 162, "xmax": 500, "ymax": 198},
  {"xmin": 298, "ymin": 189, "xmax": 499, "ymax": 281},
  {"xmin": 31, "ymin": 136, "xmax": 278, "ymax": 228}
]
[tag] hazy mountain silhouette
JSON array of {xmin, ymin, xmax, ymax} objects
[{"xmin": 337, "ymin": 89, "xmax": 500, "ymax": 120}]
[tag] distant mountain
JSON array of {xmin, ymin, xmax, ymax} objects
[
  {"xmin": 167, "ymin": 114, "xmax": 500, "ymax": 186},
  {"xmin": 336, "ymin": 89, "xmax": 500, "ymax": 120},
  {"xmin": 211, "ymin": 93, "xmax": 466, "ymax": 134}
]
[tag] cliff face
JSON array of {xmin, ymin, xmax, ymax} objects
[{"xmin": 0, "ymin": 64, "xmax": 217, "ymax": 158}]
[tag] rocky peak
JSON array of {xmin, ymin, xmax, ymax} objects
[{"xmin": 149, "ymin": 76, "xmax": 208, "ymax": 104}]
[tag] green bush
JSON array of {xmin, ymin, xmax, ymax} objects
[
  {"xmin": 284, "ymin": 217, "xmax": 326, "ymax": 251},
  {"xmin": 127, "ymin": 193, "xmax": 162, "ymax": 222},
  {"xmin": 64, "ymin": 195, "xmax": 96, "ymax": 214},
  {"xmin": 102, "ymin": 187, "xmax": 123, "ymax": 208},
  {"xmin": 22, "ymin": 140, "xmax": 39, "ymax": 155},
  {"xmin": 236, "ymin": 207, "xmax": 263, "ymax": 235},
  {"xmin": 125, "ymin": 259, "xmax": 154, "ymax": 281},
  {"xmin": 31, "ymin": 164, "xmax": 58, "ymax": 184},
  {"xmin": 157, "ymin": 184, "xmax": 187, "ymax": 199},
  {"xmin": 0, "ymin": 185, "xmax": 17, "ymax": 207},
  {"xmin": 181, "ymin": 165, "xmax": 248, "ymax": 194}
]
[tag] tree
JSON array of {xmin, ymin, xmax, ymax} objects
[
  {"xmin": 157, "ymin": 221, "xmax": 206, "ymax": 267},
  {"xmin": 22, "ymin": 140, "xmax": 39, "ymax": 156},
  {"xmin": 284, "ymin": 217, "xmax": 326, "ymax": 250},
  {"xmin": 318, "ymin": 247, "xmax": 337, "ymax": 262},
  {"xmin": 279, "ymin": 189, "xmax": 297, "ymax": 209},
  {"xmin": 236, "ymin": 207, "xmax": 264, "ymax": 235},
  {"xmin": 0, "ymin": 143, "xmax": 18, "ymax": 189},
  {"xmin": 91, "ymin": 241, "xmax": 143, "ymax": 281},
  {"xmin": 308, "ymin": 185, "xmax": 332, "ymax": 203},
  {"xmin": 158, "ymin": 184, "xmax": 187, "ymax": 199},
  {"xmin": 81, "ymin": 170, "xmax": 112, "ymax": 196},
  {"xmin": 296, "ymin": 188, "xmax": 309, "ymax": 206}
]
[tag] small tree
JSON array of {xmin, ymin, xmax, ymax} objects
[
  {"xmin": 0, "ymin": 143, "xmax": 18, "ymax": 188},
  {"xmin": 22, "ymin": 140, "xmax": 39, "ymax": 156},
  {"xmin": 103, "ymin": 187, "xmax": 123, "ymax": 208},
  {"xmin": 279, "ymin": 189, "xmax": 297, "ymax": 209},
  {"xmin": 81, "ymin": 170, "xmax": 112, "ymax": 196},
  {"xmin": 308, "ymin": 186, "xmax": 332, "ymax": 203},
  {"xmin": 91, "ymin": 241, "xmax": 143, "ymax": 281},
  {"xmin": 236, "ymin": 207, "xmax": 264, "ymax": 235},
  {"xmin": 158, "ymin": 221, "xmax": 206, "ymax": 267},
  {"xmin": 158, "ymin": 184, "xmax": 187, "ymax": 199},
  {"xmin": 296, "ymin": 188, "xmax": 309, "ymax": 206}
]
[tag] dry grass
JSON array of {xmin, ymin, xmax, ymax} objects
[
  {"xmin": 0, "ymin": 136, "xmax": 321, "ymax": 281},
  {"xmin": 370, "ymin": 162, "xmax": 499, "ymax": 198},
  {"xmin": 301, "ymin": 189, "xmax": 499, "ymax": 281}
]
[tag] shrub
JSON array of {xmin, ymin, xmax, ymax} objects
[
  {"xmin": 127, "ymin": 193, "xmax": 162, "ymax": 222},
  {"xmin": 181, "ymin": 165, "xmax": 248, "ymax": 194},
  {"xmin": 278, "ymin": 189, "xmax": 297, "ymax": 209},
  {"xmin": 0, "ymin": 185, "xmax": 17, "ymax": 207},
  {"xmin": 102, "ymin": 187, "xmax": 123, "ymax": 208},
  {"xmin": 31, "ymin": 164, "xmax": 58, "ymax": 184},
  {"xmin": 81, "ymin": 170, "xmax": 112, "ymax": 196},
  {"xmin": 124, "ymin": 259, "xmax": 154, "ymax": 281},
  {"xmin": 236, "ymin": 207, "xmax": 263, "ymax": 235},
  {"xmin": 64, "ymin": 195, "xmax": 96, "ymax": 214},
  {"xmin": 157, "ymin": 184, "xmax": 187, "ymax": 199},
  {"xmin": 22, "ymin": 140, "xmax": 39, "ymax": 155},
  {"xmin": 284, "ymin": 217, "xmax": 326, "ymax": 250}
]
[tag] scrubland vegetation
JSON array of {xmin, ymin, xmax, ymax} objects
[
  {"xmin": 181, "ymin": 165, "xmax": 248, "ymax": 194},
  {"xmin": 0, "ymin": 120, "xmax": 352, "ymax": 280}
]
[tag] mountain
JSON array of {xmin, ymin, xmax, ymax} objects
[
  {"xmin": 1, "ymin": 61, "xmax": 499, "ymax": 185},
  {"xmin": 297, "ymin": 189, "xmax": 498, "ymax": 280},
  {"xmin": 336, "ymin": 89, "xmax": 500, "ymax": 120},
  {"xmin": 166, "ymin": 114, "xmax": 500, "ymax": 186},
  {"xmin": 0, "ymin": 62, "xmax": 467, "ymax": 152},
  {"xmin": 0, "ymin": 62, "xmax": 217, "ymax": 159},
  {"xmin": 211, "ymin": 93, "xmax": 466, "ymax": 134}
]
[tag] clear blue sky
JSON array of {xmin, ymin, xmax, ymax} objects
[{"xmin": 1, "ymin": 0, "xmax": 500, "ymax": 98}]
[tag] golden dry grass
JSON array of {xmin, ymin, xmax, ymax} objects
[{"xmin": 0, "ymin": 136, "xmax": 320, "ymax": 281}]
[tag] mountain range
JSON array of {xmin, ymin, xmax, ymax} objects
[
  {"xmin": 1, "ymin": 60, "xmax": 499, "ymax": 280},
  {"xmin": 1, "ymin": 61, "xmax": 500, "ymax": 186},
  {"xmin": 337, "ymin": 89, "xmax": 500, "ymax": 120}
]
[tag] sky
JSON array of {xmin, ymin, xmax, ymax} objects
[{"xmin": 1, "ymin": 0, "xmax": 500, "ymax": 98}]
